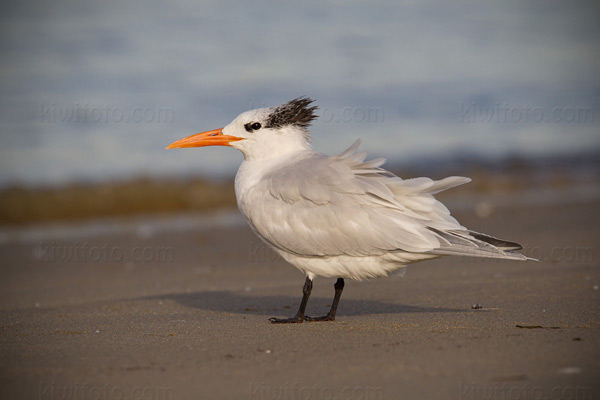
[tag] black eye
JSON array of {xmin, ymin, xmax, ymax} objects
[{"xmin": 244, "ymin": 122, "xmax": 263, "ymax": 132}]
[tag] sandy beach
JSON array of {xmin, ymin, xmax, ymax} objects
[{"xmin": 0, "ymin": 189, "xmax": 598, "ymax": 400}]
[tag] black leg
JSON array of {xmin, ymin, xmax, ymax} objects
[
  {"xmin": 269, "ymin": 276, "xmax": 312, "ymax": 324},
  {"xmin": 304, "ymin": 278, "xmax": 345, "ymax": 322}
]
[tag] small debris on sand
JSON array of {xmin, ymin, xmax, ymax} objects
[{"xmin": 515, "ymin": 324, "xmax": 560, "ymax": 330}]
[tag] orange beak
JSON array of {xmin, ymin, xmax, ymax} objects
[{"xmin": 165, "ymin": 128, "xmax": 243, "ymax": 149}]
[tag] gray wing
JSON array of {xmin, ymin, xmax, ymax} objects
[{"xmin": 245, "ymin": 140, "xmax": 527, "ymax": 261}]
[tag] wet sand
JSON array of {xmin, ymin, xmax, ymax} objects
[{"xmin": 0, "ymin": 196, "xmax": 598, "ymax": 399}]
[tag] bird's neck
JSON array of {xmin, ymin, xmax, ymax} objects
[
  {"xmin": 240, "ymin": 135, "xmax": 312, "ymax": 162},
  {"xmin": 235, "ymin": 147, "xmax": 315, "ymax": 202}
]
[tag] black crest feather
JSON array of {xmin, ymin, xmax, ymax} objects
[{"xmin": 265, "ymin": 97, "xmax": 318, "ymax": 130}]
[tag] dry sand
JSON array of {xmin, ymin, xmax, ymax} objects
[{"xmin": 0, "ymin": 195, "xmax": 598, "ymax": 399}]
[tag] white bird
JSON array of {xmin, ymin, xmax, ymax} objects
[{"xmin": 166, "ymin": 97, "xmax": 531, "ymax": 323}]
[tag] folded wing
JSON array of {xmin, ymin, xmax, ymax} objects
[{"xmin": 244, "ymin": 140, "xmax": 527, "ymax": 261}]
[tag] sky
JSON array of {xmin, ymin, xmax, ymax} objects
[{"xmin": 0, "ymin": 0, "xmax": 599, "ymax": 187}]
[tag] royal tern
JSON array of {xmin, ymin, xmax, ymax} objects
[{"xmin": 166, "ymin": 97, "xmax": 531, "ymax": 323}]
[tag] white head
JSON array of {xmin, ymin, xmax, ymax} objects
[{"xmin": 166, "ymin": 97, "xmax": 318, "ymax": 161}]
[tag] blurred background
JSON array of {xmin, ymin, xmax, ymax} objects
[
  {"xmin": 0, "ymin": 0, "xmax": 599, "ymax": 225},
  {"xmin": 1, "ymin": 2, "xmax": 600, "ymax": 398}
]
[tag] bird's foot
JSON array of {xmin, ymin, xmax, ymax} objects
[
  {"xmin": 304, "ymin": 314, "xmax": 335, "ymax": 322},
  {"xmin": 269, "ymin": 315, "xmax": 304, "ymax": 324}
]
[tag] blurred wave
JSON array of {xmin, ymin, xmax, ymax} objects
[{"xmin": 1, "ymin": 0, "xmax": 599, "ymax": 187}]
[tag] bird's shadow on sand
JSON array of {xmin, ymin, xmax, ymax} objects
[{"xmin": 146, "ymin": 291, "xmax": 467, "ymax": 317}]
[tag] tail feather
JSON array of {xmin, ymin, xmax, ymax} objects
[
  {"xmin": 427, "ymin": 228, "xmax": 534, "ymax": 261},
  {"xmin": 467, "ymin": 230, "xmax": 523, "ymax": 251}
]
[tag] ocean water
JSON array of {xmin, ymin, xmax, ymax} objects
[{"xmin": 1, "ymin": 0, "xmax": 599, "ymax": 187}]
